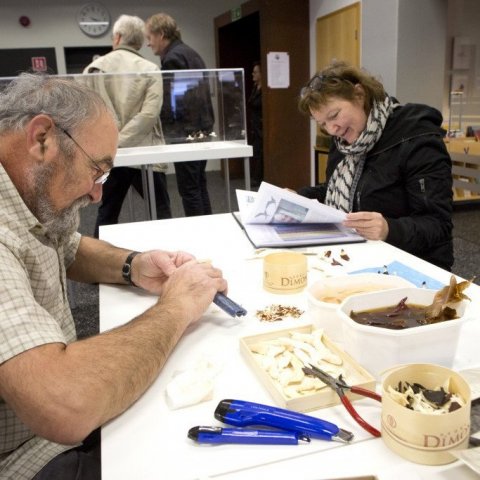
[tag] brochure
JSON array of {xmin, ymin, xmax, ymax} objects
[{"xmin": 234, "ymin": 181, "xmax": 365, "ymax": 248}]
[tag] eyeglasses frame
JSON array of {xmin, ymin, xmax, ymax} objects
[{"xmin": 60, "ymin": 128, "xmax": 110, "ymax": 184}]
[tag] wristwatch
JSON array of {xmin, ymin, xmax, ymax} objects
[{"xmin": 122, "ymin": 251, "xmax": 140, "ymax": 286}]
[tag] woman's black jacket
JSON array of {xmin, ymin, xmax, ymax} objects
[{"xmin": 301, "ymin": 103, "xmax": 454, "ymax": 270}]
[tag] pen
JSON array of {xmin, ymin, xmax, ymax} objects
[
  {"xmin": 213, "ymin": 292, "xmax": 247, "ymax": 317},
  {"xmin": 214, "ymin": 399, "xmax": 353, "ymax": 442},
  {"xmin": 188, "ymin": 426, "xmax": 310, "ymax": 445}
]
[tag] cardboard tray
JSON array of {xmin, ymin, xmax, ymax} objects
[{"xmin": 240, "ymin": 324, "xmax": 376, "ymax": 412}]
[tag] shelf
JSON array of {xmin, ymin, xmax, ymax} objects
[
  {"xmin": 445, "ymin": 139, "xmax": 480, "ymax": 203},
  {"xmin": 114, "ymin": 141, "xmax": 253, "ymax": 167}
]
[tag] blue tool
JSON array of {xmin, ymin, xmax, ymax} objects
[
  {"xmin": 214, "ymin": 399, "xmax": 353, "ymax": 442},
  {"xmin": 213, "ymin": 293, "xmax": 247, "ymax": 317},
  {"xmin": 188, "ymin": 426, "xmax": 310, "ymax": 445}
]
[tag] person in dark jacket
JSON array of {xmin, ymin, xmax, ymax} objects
[
  {"xmin": 248, "ymin": 61, "xmax": 263, "ymax": 187},
  {"xmin": 298, "ymin": 61, "xmax": 453, "ymax": 270},
  {"xmin": 145, "ymin": 12, "xmax": 213, "ymax": 217}
]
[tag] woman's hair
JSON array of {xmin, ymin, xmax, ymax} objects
[
  {"xmin": 145, "ymin": 13, "xmax": 181, "ymax": 41},
  {"xmin": 0, "ymin": 73, "xmax": 110, "ymax": 155},
  {"xmin": 113, "ymin": 15, "xmax": 146, "ymax": 50},
  {"xmin": 298, "ymin": 61, "xmax": 386, "ymax": 116}
]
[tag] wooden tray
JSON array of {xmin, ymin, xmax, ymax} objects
[{"xmin": 240, "ymin": 324, "xmax": 376, "ymax": 412}]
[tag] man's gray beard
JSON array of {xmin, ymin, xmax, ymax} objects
[
  {"xmin": 39, "ymin": 195, "xmax": 90, "ymax": 241},
  {"xmin": 30, "ymin": 162, "xmax": 91, "ymax": 241}
]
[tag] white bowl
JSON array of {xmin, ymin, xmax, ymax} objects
[
  {"xmin": 306, "ymin": 273, "xmax": 414, "ymax": 341},
  {"xmin": 338, "ymin": 287, "xmax": 469, "ymax": 379}
]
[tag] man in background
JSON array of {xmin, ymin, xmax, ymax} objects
[
  {"xmin": 145, "ymin": 12, "xmax": 214, "ymax": 217},
  {"xmin": 83, "ymin": 14, "xmax": 171, "ymax": 236}
]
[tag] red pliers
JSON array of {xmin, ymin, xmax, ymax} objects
[{"xmin": 303, "ymin": 364, "xmax": 382, "ymax": 438}]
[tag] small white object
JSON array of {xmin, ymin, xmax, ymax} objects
[{"xmin": 165, "ymin": 358, "xmax": 220, "ymax": 410}]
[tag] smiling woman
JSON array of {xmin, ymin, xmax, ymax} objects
[{"xmin": 297, "ymin": 60, "xmax": 454, "ymax": 271}]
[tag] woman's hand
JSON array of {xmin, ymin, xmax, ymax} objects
[{"xmin": 343, "ymin": 211, "xmax": 389, "ymax": 241}]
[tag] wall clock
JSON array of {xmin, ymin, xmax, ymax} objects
[{"xmin": 77, "ymin": 2, "xmax": 111, "ymax": 38}]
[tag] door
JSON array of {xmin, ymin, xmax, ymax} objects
[{"xmin": 316, "ymin": 3, "xmax": 360, "ymax": 70}]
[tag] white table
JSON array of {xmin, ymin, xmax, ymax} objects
[
  {"xmin": 114, "ymin": 141, "xmax": 253, "ymax": 219},
  {"xmin": 99, "ymin": 214, "xmax": 480, "ymax": 480}
]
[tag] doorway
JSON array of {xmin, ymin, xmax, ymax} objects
[
  {"xmin": 215, "ymin": 0, "xmax": 310, "ymax": 190},
  {"xmin": 217, "ymin": 12, "xmax": 261, "ymax": 178}
]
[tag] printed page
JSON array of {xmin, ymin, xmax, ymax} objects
[
  {"xmin": 235, "ymin": 189, "xmax": 258, "ymax": 224},
  {"xmin": 240, "ymin": 182, "xmax": 346, "ymax": 225}
]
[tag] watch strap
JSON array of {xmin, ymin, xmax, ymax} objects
[{"xmin": 122, "ymin": 251, "xmax": 140, "ymax": 286}]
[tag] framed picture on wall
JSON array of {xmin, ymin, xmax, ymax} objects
[{"xmin": 452, "ymin": 36, "xmax": 474, "ymax": 70}]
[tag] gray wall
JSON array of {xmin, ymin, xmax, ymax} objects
[{"xmin": 0, "ymin": 0, "xmax": 240, "ymax": 73}]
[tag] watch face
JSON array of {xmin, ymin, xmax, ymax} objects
[{"xmin": 77, "ymin": 2, "xmax": 111, "ymax": 38}]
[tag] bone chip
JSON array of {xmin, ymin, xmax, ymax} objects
[{"xmin": 255, "ymin": 304, "xmax": 304, "ymax": 322}]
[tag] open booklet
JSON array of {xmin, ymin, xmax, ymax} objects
[{"xmin": 234, "ymin": 181, "xmax": 365, "ymax": 248}]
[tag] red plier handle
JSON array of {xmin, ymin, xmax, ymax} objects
[
  {"xmin": 349, "ymin": 385, "xmax": 382, "ymax": 403},
  {"xmin": 339, "ymin": 391, "xmax": 381, "ymax": 438}
]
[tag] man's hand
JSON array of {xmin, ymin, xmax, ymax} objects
[
  {"xmin": 343, "ymin": 211, "xmax": 389, "ymax": 241},
  {"xmin": 130, "ymin": 250, "xmax": 196, "ymax": 294},
  {"xmin": 159, "ymin": 260, "xmax": 228, "ymax": 322}
]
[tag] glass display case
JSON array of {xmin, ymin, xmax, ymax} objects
[
  {"xmin": 78, "ymin": 68, "xmax": 252, "ymax": 216},
  {"xmin": 0, "ymin": 69, "xmax": 252, "ymax": 216}
]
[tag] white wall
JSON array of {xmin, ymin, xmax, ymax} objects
[
  {"xmin": 447, "ymin": 0, "xmax": 480, "ymax": 124},
  {"xmin": 396, "ymin": 0, "xmax": 447, "ymax": 108},
  {"xmin": 0, "ymin": 0, "xmax": 240, "ymax": 73},
  {"xmin": 361, "ymin": 0, "xmax": 399, "ymax": 96}
]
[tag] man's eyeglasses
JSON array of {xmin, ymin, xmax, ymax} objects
[{"xmin": 60, "ymin": 128, "xmax": 110, "ymax": 184}]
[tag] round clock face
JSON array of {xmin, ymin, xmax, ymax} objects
[{"xmin": 77, "ymin": 2, "xmax": 111, "ymax": 38}]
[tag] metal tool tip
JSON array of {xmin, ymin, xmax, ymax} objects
[
  {"xmin": 333, "ymin": 428, "xmax": 354, "ymax": 443},
  {"xmin": 299, "ymin": 434, "xmax": 311, "ymax": 443}
]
